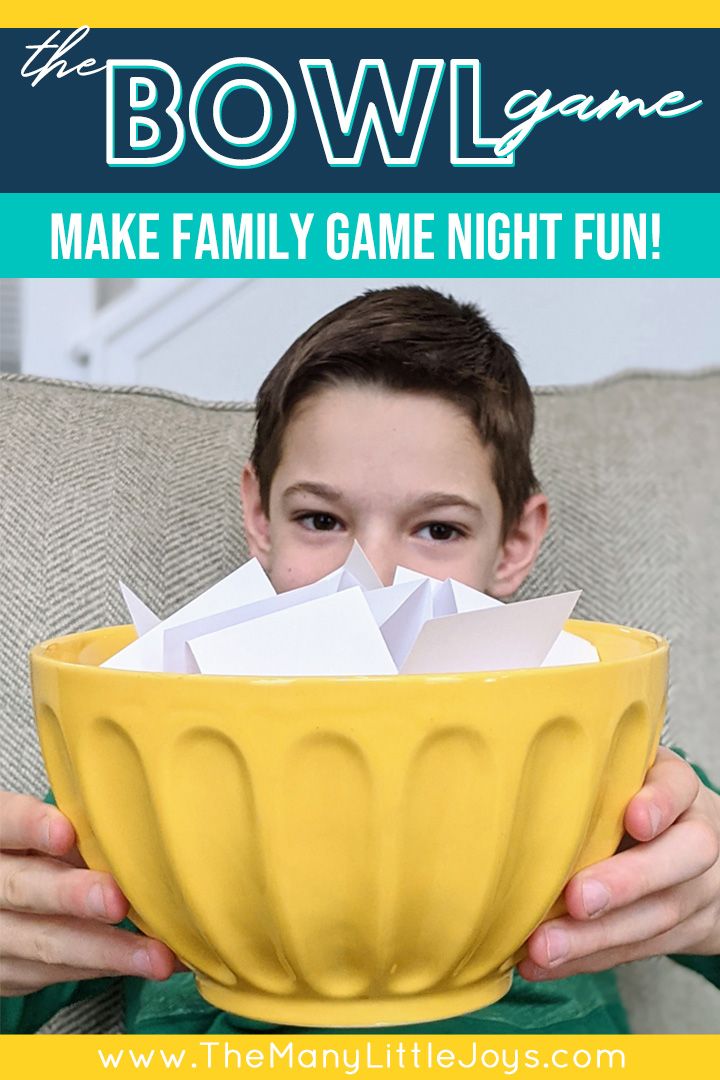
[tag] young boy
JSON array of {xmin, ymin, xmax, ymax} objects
[{"xmin": 1, "ymin": 287, "xmax": 719, "ymax": 1035}]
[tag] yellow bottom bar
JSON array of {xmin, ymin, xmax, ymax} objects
[{"xmin": 2, "ymin": 1034, "xmax": 719, "ymax": 1079}]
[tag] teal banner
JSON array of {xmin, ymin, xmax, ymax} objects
[{"xmin": 1, "ymin": 193, "xmax": 716, "ymax": 276}]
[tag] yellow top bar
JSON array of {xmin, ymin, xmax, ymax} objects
[{"xmin": 4, "ymin": 2, "xmax": 719, "ymax": 27}]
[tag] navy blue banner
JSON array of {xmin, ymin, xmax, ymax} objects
[{"xmin": 4, "ymin": 28, "xmax": 717, "ymax": 193}]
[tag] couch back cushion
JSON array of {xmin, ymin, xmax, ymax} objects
[{"xmin": 1, "ymin": 370, "xmax": 718, "ymax": 793}]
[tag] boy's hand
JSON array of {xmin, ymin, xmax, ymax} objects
[
  {"xmin": 0, "ymin": 792, "xmax": 180, "ymax": 995},
  {"xmin": 519, "ymin": 747, "xmax": 720, "ymax": 981}
]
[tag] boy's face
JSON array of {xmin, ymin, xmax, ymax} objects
[{"xmin": 242, "ymin": 385, "xmax": 547, "ymax": 596}]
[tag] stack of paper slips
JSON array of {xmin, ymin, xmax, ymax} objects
[{"xmin": 103, "ymin": 542, "xmax": 598, "ymax": 676}]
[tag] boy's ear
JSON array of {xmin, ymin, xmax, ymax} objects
[
  {"xmin": 487, "ymin": 493, "xmax": 549, "ymax": 599},
  {"xmin": 241, "ymin": 462, "xmax": 273, "ymax": 568}
]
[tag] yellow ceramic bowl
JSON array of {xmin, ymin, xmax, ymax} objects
[{"xmin": 30, "ymin": 620, "xmax": 667, "ymax": 1028}]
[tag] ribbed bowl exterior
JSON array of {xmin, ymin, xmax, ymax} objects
[{"xmin": 31, "ymin": 621, "xmax": 667, "ymax": 1027}]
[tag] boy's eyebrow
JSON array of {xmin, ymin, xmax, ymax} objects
[
  {"xmin": 282, "ymin": 482, "xmax": 483, "ymax": 515},
  {"xmin": 281, "ymin": 482, "xmax": 344, "ymax": 503},
  {"xmin": 411, "ymin": 493, "xmax": 484, "ymax": 515}
]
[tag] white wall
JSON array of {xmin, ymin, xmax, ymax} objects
[
  {"xmin": 18, "ymin": 279, "xmax": 96, "ymax": 381},
  {"xmin": 13, "ymin": 278, "xmax": 720, "ymax": 401}
]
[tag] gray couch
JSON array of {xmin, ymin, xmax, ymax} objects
[{"xmin": 1, "ymin": 369, "xmax": 718, "ymax": 1033}]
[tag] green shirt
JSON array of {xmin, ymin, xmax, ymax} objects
[{"xmin": 2, "ymin": 968, "xmax": 630, "ymax": 1035}]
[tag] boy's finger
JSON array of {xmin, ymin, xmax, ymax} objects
[
  {"xmin": 518, "ymin": 905, "xmax": 711, "ymax": 981},
  {"xmin": 528, "ymin": 876, "xmax": 712, "ymax": 970},
  {"xmin": 0, "ymin": 793, "xmax": 75, "ymax": 856},
  {"xmin": 0, "ymin": 910, "xmax": 177, "ymax": 980},
  {"xmin": 0, "ymin": 854, "xmax": 129, "ymax": 922},
  {"xmin": 565, "ymin": 816, "xmax": 719, "ymax": 919},
  {"xmin": 624, "ymin": 748, "xmax": 699, "ymax": 842}
]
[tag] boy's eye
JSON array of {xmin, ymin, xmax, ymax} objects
[
  {"xmin": 416, "ymin": 522, "xmax": 463, "ymax": 542},
  {"xmin": 296, "ymin": 512, "xmax": 343, "ymax": 532}
]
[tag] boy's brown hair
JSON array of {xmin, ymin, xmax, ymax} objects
[{"xmin": 251, "ymin": 286, "xmax": 538, "ymax": 537}]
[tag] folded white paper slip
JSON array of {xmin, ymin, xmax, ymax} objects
[
  {"xmin": 393, "ymin": 566, "xmax": 597, "ymax": 669},
  {"xmin": 162, "ymin": 566, "xmax": 363, "ymax": 674},
  {"xmin": 108, "ymin": 540, "xmax": 599, "ymax": 676},
  {"xmin": 400, "ymin": 591, "xmax": 582, "ymax": 674},
  {"xmin": 103, "ymin": 559, "xmax": 275, "ymax": 672},
  {"xmin": 188, "ymin": 587, "xmax": 397, "ymax": 677},
  {"xmin": 119, "ymin": 582, "xmax": 160, "ymax": 637}
]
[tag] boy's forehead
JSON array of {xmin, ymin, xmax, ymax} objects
[
  {"xmin": 283, "ymin": 386, "xmax": 487, "ymax": 450},
  {"xmin": 271, "ymin": 385, "xmax": 500, "ymax": 511},
  {"xmin": 283, "ymin": 384, "xmax": 486, "ymax": 450}
]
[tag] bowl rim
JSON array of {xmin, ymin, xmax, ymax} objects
[{"xmin": 30, "ymin": 619, "xmax": 669, "ymax": 686}]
